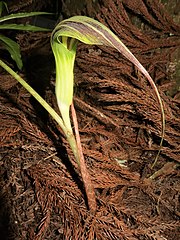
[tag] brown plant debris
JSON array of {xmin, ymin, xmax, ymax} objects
[{"xmin": 0, "ymin": 0, "xmax": 180, "ymax": 239}]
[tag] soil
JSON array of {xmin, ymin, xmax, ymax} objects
[{"xmin": 0, "ymin": 0, "xmax": 180, "ymax": 239}]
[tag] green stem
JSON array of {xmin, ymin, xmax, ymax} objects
[
  {"xmin": 0, "ymin": 59, "xmax": 68, "ymax": 136},
  {"xmin": 66, "ymin": 133, "xmax": 80, "ymax": 166}
]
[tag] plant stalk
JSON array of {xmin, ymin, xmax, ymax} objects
[{"xmin": 71, "ymin": 103, "xmax": 97, "ymax": 213}]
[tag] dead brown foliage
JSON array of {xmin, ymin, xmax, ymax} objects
[{"xmin": 0, "ymin": 0, "xmax": 180, "ymax": 239}]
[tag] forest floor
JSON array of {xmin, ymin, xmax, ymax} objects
[{"xmin": 0, "ymin": 0, "xmax": 180, "ymax": 239}]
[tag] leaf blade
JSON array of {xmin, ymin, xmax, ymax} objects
[
  {"xmin": 0, "ymin": 12, "xmax": 51, "ymax": 23},
  {"xmin": 0, "ymin": 34, "xmax": 22, "ymax": 69},
  {"xmin": 0, "ymin": 23, "xmax": 51, "ymax": 31}
]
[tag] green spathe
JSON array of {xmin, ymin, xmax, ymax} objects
[{"xmin": 51, "ymin": 38, "xmax": 77, "ymax": 132}]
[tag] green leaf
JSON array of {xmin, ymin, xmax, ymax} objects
[
  {"xmin": 51, "ymin": 16, "xmax": 165, "ymax": 165},
  {"xmin": 0, "ymin": 23, "xmax": 50, "ymax": 31},
  {"xmin": 0, "ymin": 12, "xmax": 51, "ymax": 23},
  {"xmin": 0, "ymin": 1, "xmax": 8, "ymax": 17},
  {"xmin": 0, "ymin": 34, "xmax": 22, "ymax": 69}
]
